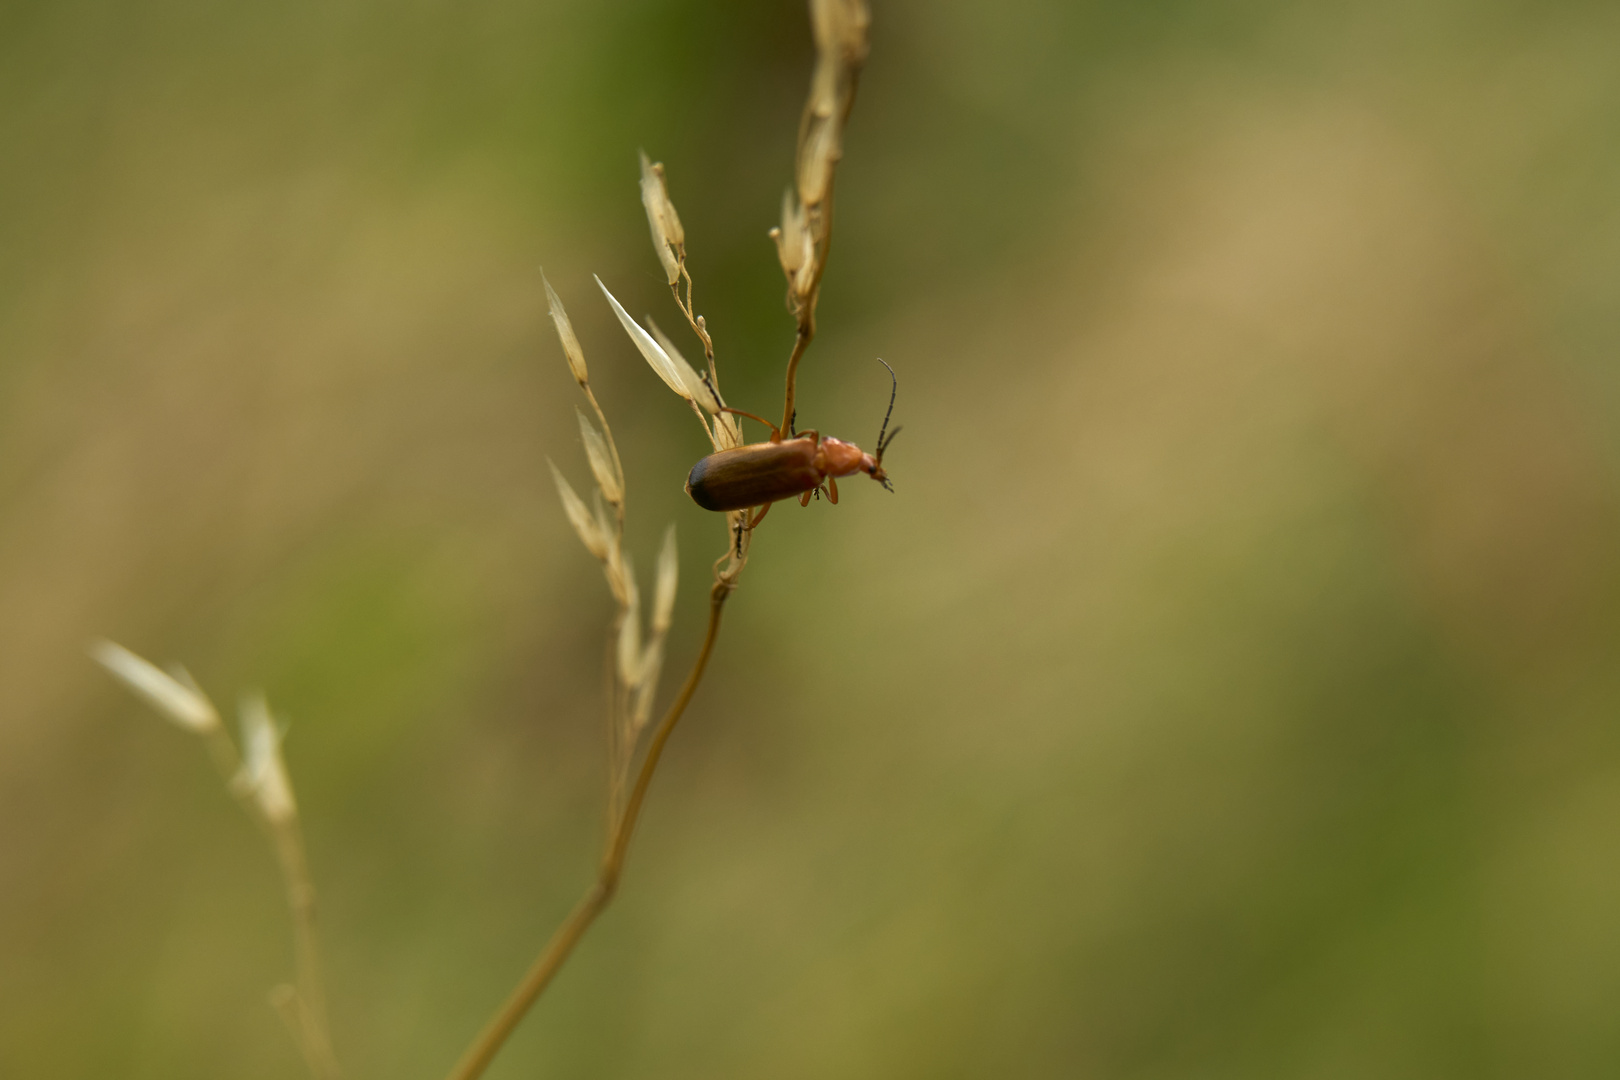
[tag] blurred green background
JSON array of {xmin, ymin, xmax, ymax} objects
[{"xmin": 5, "ymin": 0, "xmax": 1620, "ymax": 1076}]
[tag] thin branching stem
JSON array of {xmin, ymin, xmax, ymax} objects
[
  {"xmin": 446, "ymin": 584, "xmax": 730, "ymax": 1080},
  {"xmin": 271, "ymin": 820, "xmax": 342, "ymax": 1080},
  {"xmin": 198, "ymin": 713, "xmax": 340, "ymax": 1079},
  {"xmin": 779, "ymin": 325, "xmax": 815, "ymax": 440}
]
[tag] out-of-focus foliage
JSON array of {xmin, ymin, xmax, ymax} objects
[{"xmin": 4, "ymin": 0, "xmax": 1620, "ymax": 1077}]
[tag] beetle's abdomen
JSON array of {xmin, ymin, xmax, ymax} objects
[{"xmin": 685, "ymin": 440, "xmax": 823, "ymax": 512}]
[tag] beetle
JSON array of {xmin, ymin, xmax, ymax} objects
[{"xmin": 685, "ymin": 359, "xmax": 901, "ymax": 528}]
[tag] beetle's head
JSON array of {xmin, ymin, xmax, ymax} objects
[{"xmin": 864, "ymin": 454, "xmax": 893, "ymax": 492}]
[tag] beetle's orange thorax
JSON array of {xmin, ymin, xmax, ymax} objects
[{"xmin": 815, "ymin": 436, "xmax": 870, "ymax": 478}]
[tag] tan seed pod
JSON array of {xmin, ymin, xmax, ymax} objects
[
  {"xmin": 812, "ymin": 0, "xmax": 869, "ymax": 59},
  {"xmin": 840, "ymin": 0, "xmax": 872, "ymax": 58},
  {"xmin": 799, "ymin": 115, "xmax": 841, "ymax": 206},
  {"xmin": 653, "ymin": 522, "xmax": 678, "ymax": 635},
  {"xmin": 548, "ymin": 460, "xmax": 607, "ymax": 560},
  {"xmin": 651, "ymin": 161, "xmax": 685, "ymax": 248},
  {"xmin": 777, "ymin": 189, "xmax": 806, "ymax": 276},
  {"xmin": 576, "ymin": 408, "xmax": 623, "ymax": 507},
  {"xmin": 639, "ymin": 151, "xmax": 681, "ymax": 285},
  {"xmin": 809, "ymin": 0, "xmax": 836, "ymax": 50},
  {"xmin": 808, "ymin": 56, "xmax": 839, "ymax": 120},
  {"xmin": 793, "ymin": 245, "xmax": 818, "ymax": 300},
  {"xmin": 541, "ymin": 270, "xmax": 589, "ymax": 387},
  {"xmin": 596, "ymin": 276, "xmax": 692, "ymax": 401}
]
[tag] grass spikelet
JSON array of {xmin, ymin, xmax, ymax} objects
[
  {"xmin": 776, "ymin": 0, "xmax": 870, "ymax": 434},
  {"xmin": 652, "ymin": 523, "xmax": 678, "ymax": 635},
  {"xmin": 542, "ymin": 270, "xmax": 589, "ymax": 388},
  {"xmin": 616, "ymin": 558, "xmax": 643, "ymax": 689},
  {"xmin": 575, "ymin": 408, "xmax": 624, "ymax": 508},
  {"xmin": 90, "ymin": 640, "xmax": 220, "ymax": 733},
  {"xmin": 646, "ymin": 316, "xmax": 720, "ymax": 416},
  {"xmin": 639, "ymin": 151, "xmax": 684, "ymax": 285},
  {"xmin": 597, "ymin": 275, "xmax": 688, "ymax": 400},
  {"xmin": 94, "ymin": 646, "xmax": 339, "ymax": 1079},
  {"xmin": 233, "ymin": 693, "xmax": 297, "ymax": 824},
  {"xmin": 548, "ymin": 460, "xmax": 607, "ymax": 560}
]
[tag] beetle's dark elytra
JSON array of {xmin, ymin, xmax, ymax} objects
[{"xmin": 685, "ymin": 439, "xmax": 823, "ymax": 512}]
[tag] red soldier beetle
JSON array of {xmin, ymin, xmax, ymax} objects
[{"xmin": 685, "ymin": 359, "xmax": 901, "ymax": 528}]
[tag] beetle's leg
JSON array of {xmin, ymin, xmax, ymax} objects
[
  {"xmin": 747, "ymin": 501, "xmax": 773, "ymax": 529},
  {"xmin": 826, "ymin": 476, "xmax": 839, "ymax": 504},
  {"xmin": 799, "ymin": 488, "xmax": 815, "ymax": 507},
  {"xmin": 794, "ymin": 429, "xmax": 820, "ymax": 447},
  {"xmin": 719, "ymin": 406, "xmax": 782, "ymax": 442}
]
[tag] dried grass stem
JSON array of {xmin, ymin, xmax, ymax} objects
[{"xmin": 445, "ymin": 585, "xmax": 730, "ymax": 1080}]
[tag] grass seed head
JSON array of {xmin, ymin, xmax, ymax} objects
[
  {"xmin": 774, "ymin": 189, "xmax": 807, "ymax": 279},
  {"xmin": 653, "ymin": 523, "xmax": 678, "ymax": 634},
  {"xmin": 616, "ymin": 555, "xmax": 642, "ymax": 687},
  {"xmin": 575, "ymin": 408, "xmax": 624, "ymax": 507},
  {"xmin": 639, "ymin": 151, "xmax": 683, "ymax": 285},
  {"xmin": 542, "ymin": 270, "xmax": 589, "ymax": 388},
  {"xmin": 629, "ymin": 646, "xmax": 663, "ymax": 733},
  {"xmin": 597, "ymin": 276, "xmax": 691, "ymax": 402},
  {"xmin": 646, "ymin": 317, "xmax": 720, "ymax": 415},
  {"xmin": 91, "ymin": 640, "xmax": 221, "ymax": 734},
  {"xmin": 548, "ymin": 460, "xmax": 608, "ymax": 560},
  {"xmin": 799, "ymin": 114, "xmax": 840, "ymax": 207},
  {"xmin": 233, "ymin": 694, "xmax": 297, "ymax": 824}
]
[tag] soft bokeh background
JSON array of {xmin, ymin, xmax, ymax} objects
[{"xmin": 5, "ymin": 0, "xmax": 1620, "ymax": 1076}]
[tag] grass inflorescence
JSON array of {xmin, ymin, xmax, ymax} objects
[{"xmin": 91, "ymin": 2, "xmax": 873, "ymax": 1077}]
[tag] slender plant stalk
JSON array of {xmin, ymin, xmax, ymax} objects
[
  {"xmin": 446, "ymin": 584, "xmax": 730, "ymax": 1080},
  {"xmin": 188, "ymin": 690, "xmax": 341, "ymax": 1078},
  {"xmin": 450, "ymin": 7, "xmax": 870, "ymax": 1074},
  {"xmin": 270, "ymin": 819, "xmax": 342, "ymax": 1080},
  {"xmin": 205, "ymin": 729, "xmax": 340, "ymax": 1080}
]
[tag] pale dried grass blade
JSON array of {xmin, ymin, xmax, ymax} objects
[
  {"xmin": 653, "ymin": 523, "xmax": 678, "ymax": 634},
  {"xmin": 646, "ymin": 317, "xmax": 720, "ymax": 414},
  {"xmin": 91, "ymin": 640, "xmax": 220, "ymax": 733},
  {"xmin": 596, "ymin": 276, "xmax": 690, "ymax": 400},
  {"xmin": 548, "ymin": 460, "xmax": 607, "ymax": 560},
  {"xmin": 576, "ymin": 408, "xmax": 623, "ymax": 507},
  {"xmin": 233, "ymin": 694, "xmax": 297, "ymax": 824},
  {"xmin": 541, "ymin": 271, "xmax": 589, "ymax": 387}
]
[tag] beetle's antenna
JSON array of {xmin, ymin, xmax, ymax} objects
[{"xmin": 874, "ymin": 358, "xmax": 898, "ymax": 459}]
